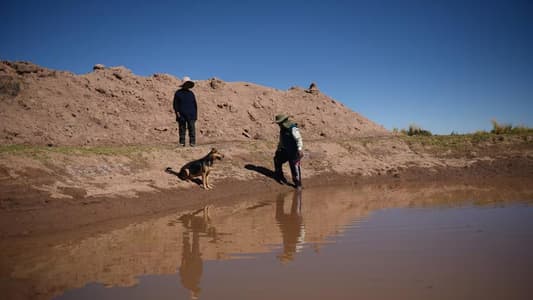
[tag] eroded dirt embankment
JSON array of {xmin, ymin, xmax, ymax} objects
[
  {"xmin": 0, "ymin": 135, "xmax": 532, "ymax": 238},
  {"xmin": 0, "ymin": 60, "xmax": 387, "ymax": 146}
]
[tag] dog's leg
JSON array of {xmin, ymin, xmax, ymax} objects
[
  {"xmin": 202, "ymin": 172, "xmax": 208, "ymax": 189},
  {"xmin": 206, "ymin": 171, "xmax": 214, "ymax": 189},
  {"xmin": 207, "ymin": 175, "xmax": 213, "ymax": 189},
  {"xmin": 207, "ymin": 170, "xmax": 214, "ymax": 190}
]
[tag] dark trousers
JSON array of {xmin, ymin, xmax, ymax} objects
[
  {"xmin": 178, "ymin": 118, "xmax": 196, "ymax": 145},
  {"xmin": 274, "ymin": 150, "xmax": 302, "ymax": 187}
]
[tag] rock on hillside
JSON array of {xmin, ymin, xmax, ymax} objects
[{"xmin": 0, "ymin": 61, "xmax": 388, "ymax": 146}]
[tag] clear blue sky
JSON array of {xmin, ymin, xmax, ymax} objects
[{"xmin": 1, "ymin": 0, "xmax": 532, "ymax": 134}]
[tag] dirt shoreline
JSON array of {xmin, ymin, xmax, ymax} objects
[{"xmin": 1, "ymin": 157, "xmax": 531, "ymax": 240}]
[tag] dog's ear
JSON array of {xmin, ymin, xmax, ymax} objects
[{"xmin": 211, "ymin": 147, "xmax": 217, "ymax": 153}]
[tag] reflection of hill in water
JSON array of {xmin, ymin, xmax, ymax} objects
[{"xmin": 4, "ymin": 182, "xmax": 533, "ymax": 300}]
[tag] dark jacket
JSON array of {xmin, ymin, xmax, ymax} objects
[
  {"xmin": 278, "ymin": 123, "xmax": 298, "ymax": 158},
  {"xmin": 173, "ymin": 89, "xmax": 198, "ymax": 121}
]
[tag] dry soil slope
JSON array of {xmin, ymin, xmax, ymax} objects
[{"xmin": 0, "ymin": 61, "xmax": 388, "ymax": 146}]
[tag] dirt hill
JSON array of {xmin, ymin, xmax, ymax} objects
[{"xmin": 0, "ymin": 61, "xmax": 388, "ymax": 146}]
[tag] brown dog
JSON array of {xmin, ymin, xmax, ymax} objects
[{"xmin": 179, "ymin": 148, "xmax": 224, "ymax": 189}]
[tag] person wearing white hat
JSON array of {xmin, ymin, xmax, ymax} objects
[
  {"xmin": 273, "ymin": 114, "xmax": 304, "ymax": 189},
  {"xmin": 173, "ymin": 76, "xmax": 198, "ymax": 147}
]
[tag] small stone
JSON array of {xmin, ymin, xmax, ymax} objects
[
  {"xmin": 209, "ymin": 77, "xmax": 225, "ymax": 89},
  {"xmin": 253, "ymin": 133, "xmax": 265, "ymax": 140},
  {"xmin": 93, "ymin": 64, "xmax": 105, "ymax": 71},
  {"xmin": 247, "ymin": 111, "xmax": 257, "ymax": 121},
  {"xmin": 95, "ymin": 87, "xmax": 106, "ymax": 94},
  {"xmin": 306, "ymin": 82, "xmax": 319, "ymax": 94},
  {"xmin": 289, "ymin": 86, "xmax": 304, "ymax": 91}
]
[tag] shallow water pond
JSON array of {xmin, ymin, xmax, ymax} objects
[{"xmin": 3, "ymin": 182, "xmax": 533, "ymax": 300}]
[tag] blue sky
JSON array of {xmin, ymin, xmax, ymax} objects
[{"xmin": 1, "ymin": 0, "xmax": 532, "ymax": 134}]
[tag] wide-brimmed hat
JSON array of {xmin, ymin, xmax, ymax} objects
[
  {"xmin": 181, "ymin": 76, "xmax": 195, "ymax": 88},
  {"xmin": 273, "ymin": 114, "xmax": 290, "ymax": 124}
]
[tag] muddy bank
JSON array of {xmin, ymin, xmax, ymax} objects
[
  {"xmin": 0, "ymin": 155, "xmax": 532, "ymax": 240},
  {"xmin": 0, "ymin": 135, "xmax": 532, "ymax": 238}
]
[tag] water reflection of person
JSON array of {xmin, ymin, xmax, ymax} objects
[
  {"xmin": 275, "ymin": 190, "xmax": 305, "ymax": 263},
  {"xmin": 179, "ymin": 207, "xmax": 216, "ymax": 300}
]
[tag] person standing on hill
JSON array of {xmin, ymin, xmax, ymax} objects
[
  {"xmin": 273, "ymin": 114, "xmax": 304, "ymax": 189},
  {"xmin": 173, "ymin": 76, "xmax": 198, "ymax": 147}
]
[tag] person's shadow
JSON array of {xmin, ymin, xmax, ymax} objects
[
  {"xmin": 244, "ymin": 164, "xmax": 278, "ymax": 181},
  {"xmin": 165, "ymin": 167, "xmax": 203, "ymax": 186},
  {"xmin": 245, "ymin": 164, "xmax": 296, "ymax": 187}
]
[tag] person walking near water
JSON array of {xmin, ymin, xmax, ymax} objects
[
  {"xmin": 173, "ymin": 76, "xmax": 197, "ymax": 147},
  {"xmin": 273, "ymin": 114, "xmax": 304, "ymax": 189}
]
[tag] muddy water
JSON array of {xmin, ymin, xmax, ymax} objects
[{"xmin": 2, "ymin": 182, "xmax": 533, "ymax": 300}]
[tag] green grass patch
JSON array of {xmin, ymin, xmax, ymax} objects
[
  {"xmin": 401, "ymin": 130, "xmax": 531, "ymax": 151},
  {"xmin": 0, "ymin": 144, "xmax": 161, "ymax": 156},
  {"xmin": 401, "ymin": 134, "xmax": 485, "ymax": 152},
  {"xmin": 491, "ymin": 119, "xmax": 533, "ymax": 135},
  {"xmin": 394, "ymin": 124, "xmax": 432, "ymax": 136}
]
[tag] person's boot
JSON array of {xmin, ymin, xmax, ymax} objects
[{"xmin": 274, "ymin": 172, "xmax": 287, "ymax": 185}]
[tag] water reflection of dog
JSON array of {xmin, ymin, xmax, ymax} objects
[
  {"xmin": 178, "ymin": 206, "xmax": 217, "ymax": 300},
  {"xmin": 275, "ymin": 190, "xmax": 305, "ymax": 263}
]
